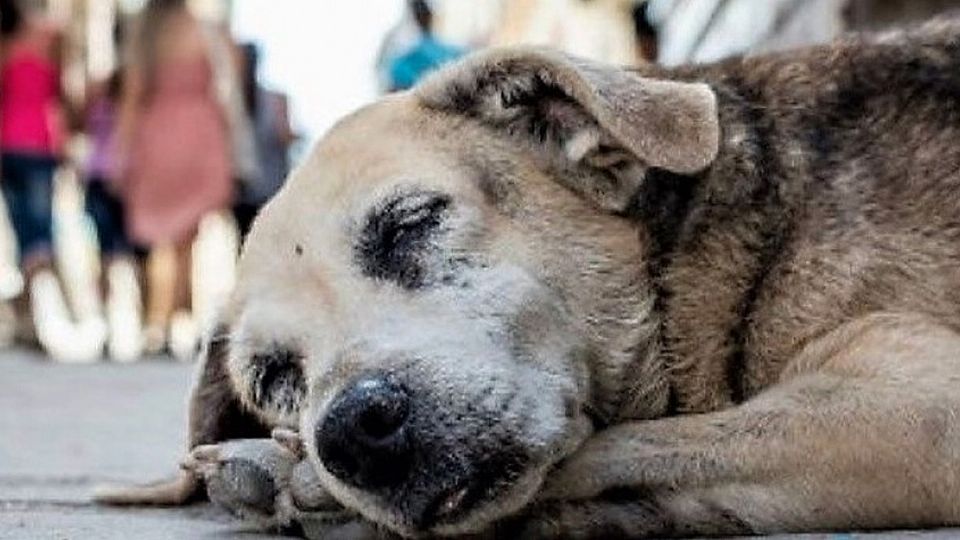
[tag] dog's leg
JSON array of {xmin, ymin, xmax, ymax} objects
[
  {"xmin": 94, "ymin": 327, "xmax": 270, "ymax": 505},
  {"xmin": 515, "ymin": 313, "xmax": 960, "ymax": 538}
]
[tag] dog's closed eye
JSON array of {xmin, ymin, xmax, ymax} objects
[
  {"xmin": 249, "ymin": 348, "xmax": 307, "ymax": 417},
  {"xmin": 356, "ymin": 191, "xmax": 451, "ymax": 289}
]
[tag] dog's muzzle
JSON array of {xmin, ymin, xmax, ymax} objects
[
  {"xmin": 316, "ymin": 373, "xmax": 413, "ymax": 490},
  {"xmin": 315, "ymin": 371, "xmax": 531, "ymax": 530}
]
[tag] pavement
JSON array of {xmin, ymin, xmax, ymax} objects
[
  {"xmin": 0, "ymin": 349, "xmax": 286, "ymax": 540},
  {"xmin": 1, "ymin": 349, "xmax": 960, "ymax": 540}
]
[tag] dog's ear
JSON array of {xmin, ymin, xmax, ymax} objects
[
  {"xmin": 93, "ymin": 324, "xmax": 270, "ymax": 506},
  {"xmin": 417, "ymin": 47, "xmax": 719, "ymax": 211},
  {"xmin": 187, "ymin": 324, "xmax": 271, "ymax": 447}
]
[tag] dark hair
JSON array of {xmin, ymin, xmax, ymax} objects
[
  {"xmin": 632, "ymin": 1, "xmax": 656, "ymax": 40},
  {"xmin": 105, "ymin": 67, "xmax": 124, "ymax": 101},
  {"xmin": 1, "ymin": 0, "xmax": 24, "ymax": 38},
  {"xmin": 632, "ymin": 1, "xmax": 659, "ymax": 62},
  {"xmin": 410, "ymin": 0, "xmax": 432, "ymax": 35},
  {"xmin": 240, "ymin": 42, "xmax": 260, "ymax": 116}
]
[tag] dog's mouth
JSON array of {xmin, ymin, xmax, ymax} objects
[
  {"xmin": 419, "ymin": 472, "xmax": 492, "ymax": 528},
  {"xmin": 411, "ymin": 450, "xmax": 530, "ymax": 531}
]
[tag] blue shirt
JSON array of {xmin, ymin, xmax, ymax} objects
[{"xmin": 389, "ymin": 35, "xmax": 464, "ymax": 91}]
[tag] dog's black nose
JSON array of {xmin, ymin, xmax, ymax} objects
[{"xmin": 316, "ymin": 374, "xmax": 412, "ymax": 489}]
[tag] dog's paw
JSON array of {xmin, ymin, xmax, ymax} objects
[
  {"xmin": 182, "ymin": 429, "xmax": 347, "ymax": 530},
  {"xmin": 182, "ymin": 437, "xmax": 293, "ymax": 526}
]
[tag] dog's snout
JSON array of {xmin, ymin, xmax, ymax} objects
[{"xmin": 316, "ymin": 374, "xmax": 413, "ymax": 489}]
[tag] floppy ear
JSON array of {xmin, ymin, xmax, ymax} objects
[
  {"xmin": 93, "ymin": 324, "xmax": 270, "ymax": 506},
  {"xmin": 187, "ymin": 324, "xmax": 272, "ymax": 447},
  {"xmin": 416, "ymin": 47, "xmax": 719, "ymax": 211}
]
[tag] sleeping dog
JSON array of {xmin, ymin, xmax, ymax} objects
[{"xmin": 98, "ymin": 15, "xmax": 960, "ymax": 539}]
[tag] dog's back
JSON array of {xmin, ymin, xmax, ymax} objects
[{"xmin": 656, "ymin": 16, "xmax": 960, "ymax": 412}]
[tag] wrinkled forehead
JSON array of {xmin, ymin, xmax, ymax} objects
[
  {"xmin": 269, "ymin": 96, "xmax": 491, "ymax": 220},
  {"xmin": 234, "ymin": 95, "xmax": 492, "ymax": 296}
]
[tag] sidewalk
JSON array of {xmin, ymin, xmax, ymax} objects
[
  {"xmin": 1, "ymin": 349, "xmax": 958, "ymax": 540},
  {"xmin": 0, "ymin": 350, "xmax": 284, "ymax": 540}
]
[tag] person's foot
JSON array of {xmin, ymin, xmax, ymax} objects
[
  {"xmin": 30, "ymin": 270, "xmax": 103, "ymax": 363},
  {"xmin": 142, "ymin": 323, "xmax": 166, "ymax": 356},
  {"xmin": 0, "ymin": 300, "xmax": 19, "ymax": 347},
  {"xmin": 12, "ymin": 299, "xmax": 38, "ymax": 347},
  {"xmin": 169, "ymin": 310, "xmax": 198, "ymax": 361},
  {"xmin": 106, "ymin": 259, "xmax": 144, "ymax": 362}
]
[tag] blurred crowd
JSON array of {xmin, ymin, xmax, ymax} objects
[
  {"xmin": 2, "ymin": 0, "xmax": 960, "ymax": 364},
  {"xmin": 0, "ymin": 0, "xmax": 294, "ymax": 362}
]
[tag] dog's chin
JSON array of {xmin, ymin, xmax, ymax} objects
[
  {"xmin": 336, "ymin": 466, "xmax": 548, "ymax": 538},
  {"xmin": 424, "ymin": 414, "xmax": 595, "ymax": 536},
  {"xmin": 425, "ymin": 465, "xmax": 549, "ymax": 537},
  {"xmin": 307, "ymin": 396, "xmax": 594, "ymax": 536},
  {"xmin": 311, "ymin": 448, "xmax": 551, "ymax": 538}
]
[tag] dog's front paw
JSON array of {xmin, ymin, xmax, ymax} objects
[
  {"xmin": 182, "ymin": 437, "xmax": 294, "ymax": 526},
  {"xmin": 182, "ymin": 429, "xmax": 348, "ymax": 531}
]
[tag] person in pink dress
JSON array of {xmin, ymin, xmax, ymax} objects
[{"xmin": 116, "ymin": 0, "xmax": 232, "ymax": 353}]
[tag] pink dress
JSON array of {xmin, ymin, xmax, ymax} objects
[{"xmin": 125, "ymin": 55, "xmax": 231, "ymax": 245}]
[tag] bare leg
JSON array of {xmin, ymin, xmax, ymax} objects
[
  {"xmin": 173, "ymin": 237, "xmax": 193, "ymax": 314},
  {"xmin": 144, "ymin": 244, "xmax": 176, "ymax": 352},
  {"xmin": 168, "ymin": 236, "xmax": 199, "ymax": 360}
]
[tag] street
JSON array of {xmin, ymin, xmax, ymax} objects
[{"xmin": 0, "ymin": 349, "xmax": 285, "ymax": 540}]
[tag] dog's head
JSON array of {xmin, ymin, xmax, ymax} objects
[{"xmin": 221, "ymin": 48, "xmax": 719, "ymax": 536}]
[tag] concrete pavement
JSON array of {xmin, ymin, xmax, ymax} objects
[
  {"xmin": 2, "ymin": 349, "xmax": 959, "ymax": 539},
  {"xmin": 0, "ymin": 349, "xmax": 285, "ymax": 540}
]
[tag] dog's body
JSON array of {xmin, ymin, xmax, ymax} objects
[{"xmin": 98, "ymin": 16, "xmax": 960, "ymax": 538}]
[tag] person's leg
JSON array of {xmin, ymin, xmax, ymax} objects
[
  {"xmin": 169, "ymin": 235, "xmax": 199, "ymax": 360},
  {"xmin": 144, "ymin": 244, "xmax": 176, "ymax": 353},
  {"xmin": 85, "ymin": 180, "xmax": 112, "ymax": 298},
  {"xmin": 0, "ymin": 154, "xmax": 56, "ymax": 346},
  {"xmin": 12, "ymin": 156, "xmax": 99, "ymax": 362},
  {"xmin": 88, "ymin": 180, "xmax": 143, "ymax": 361},
  {"xmin": 86, "ymin": 180, "xmax": 133, "ymax": 296},
  {"xmin": 1, "ymin": 155, "xmax": 34, "ymax": 344},
  {"xmin": 19, "ymin": 156, "xmax": 56, "ymax": 275},
  {"xmin": 0, "ymin": 154, "xmax": 55, "ymax": 273},
  {"xmin": 173, "ymin": 236, "xmax": 193, "ymax": 314}
]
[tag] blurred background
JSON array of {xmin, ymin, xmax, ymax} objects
[{"xmin": 2, "ymin": 0, "xmax": 960, "ymax": 365}]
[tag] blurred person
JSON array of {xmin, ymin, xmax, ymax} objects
[
  {"xmin": 490, "ymin": 0, "xmax": 639, "ymax": 65},
  {"xmin": 632, "ymin": 1, "xmax": 659, "ymax": 62},
  {"xmin": 374, "ymin": 9, "xmax": 423, "ymax": 93},
  {"xmin": 82, "ymin": 65, "xmax": 144, "ymax": 362},
  {"xmin": 233, "ymin": 42, "xmax": 295, "ymax": 238},
  {"xmin": 116, "ymin": 0, "xmax": 233, "ymax": 358},
  {"xmin": 647, "ymin": 0, "xmax": 847, "ymax": 66},
  {"xmin": 387, "ymin": 0, "xmax": 464, "ymax": 92},
  {"xmin": 0, "ymin": 0, "xmax": 96, "ymax": 361}
]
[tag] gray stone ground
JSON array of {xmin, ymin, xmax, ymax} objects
[
  {"xmin": 0, "ymin": 349, "xmax": 286, "ymax": 540},
  {"xmin": 1, "ymin": 349, "xmax": 959, "ymax": 540}
]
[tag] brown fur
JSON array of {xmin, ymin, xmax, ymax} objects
[{"xmin": 100, "ymin": 15, "xmax": 960, "ymax": 538}]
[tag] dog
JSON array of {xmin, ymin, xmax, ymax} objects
[{"xmin": 97, "ymin": 15, "xmax": 960, "ymax": 539}]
